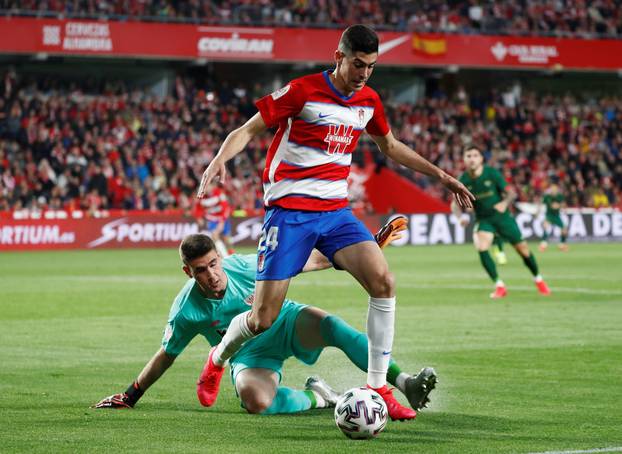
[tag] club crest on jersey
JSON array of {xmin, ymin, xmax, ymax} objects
[
  {"xmin": 358, "ymin": 108, "xmax": 365, "ymax": 127},
  {"xmin": 257, "ymin": 253, "xmax": 265, "ymax": 272},
  {"xmin": 271, "ymin": 84, "xmax": 290, "ymax": 100},
  {"xmin": 324, "ymin": 124, "xmax": 354, "ymax": 154}
]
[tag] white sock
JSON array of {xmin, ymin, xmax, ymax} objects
[
  {"xmin": 395, "ymin": 372, "xmax": 409, "ymax": 394},
  {"xmin": 213, "ymin": 312, "xmax": 255, "ymax": 366},
  {"xmin": 366, "ymin": 296, "xmax": 396, "ymax": 389},
  {"xmin": 215, "ymin": 239, "xmax": 229, "ymax": 257},
  {"xmin": 495, "ymin": 279, "xmax": 505, "ymax": 287},
  {"xmin": 534, "ymin": 275, "xmax": 543, "ymax": 282}
]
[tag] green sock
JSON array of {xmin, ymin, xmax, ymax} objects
[
  {"xmin": 319, "ymin": 315, "xmax": 368, "ymax": 372},
  {"xmin": 260, "ymin": 387, "xmax": 313, "ymax": 415},
  {"xmin": 479, "ymin": 250, "xmax": 499, "ymax": 282},
  {"xmin": 522, "ymin": 253, "xmax": 539, "ymax": 276},
  {"xmin": 303, "ymin": 390, "xmax": 318, "ymax": 408},
  {"xmin": 542, "ymin": 229, "xmax": 549, "ymax": 241},
  {"xmin": 561, "ymin": 232, "xmax": 567, "ymax": 243},
  {"xmin": 494, "ymin": 236, "xmax": 504, "ymax": 252},
  {"xmin": 386, "ymin": 361, "xmax": 402, "ymax": 387}
]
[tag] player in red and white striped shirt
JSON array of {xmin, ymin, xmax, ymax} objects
[
  {"xmin": 196, "ymin": 25, "xmax": 474, "ymax": 421},
  {"xmin": 194, "ymin": 184, "xmax": 234, "ymax": 257}
]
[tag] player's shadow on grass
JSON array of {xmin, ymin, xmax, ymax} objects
[
  {"xmin": 267, "ymin": 412, "xmax": 575, "ymax": 445},
  {"xmin": 405, "ymin": 412, "xmax": 573, "ymax": 444}
]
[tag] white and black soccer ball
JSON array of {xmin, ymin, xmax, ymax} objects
[{"xmin": 334, "ymin": 387, "xmax": 388, "ymax": 440}]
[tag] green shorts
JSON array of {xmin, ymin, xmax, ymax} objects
[
  {"xmin": 545, "ymin": 213, "xmax": 565, "ymax": 229},
  {"xmin": 475, "ymin": 211, "xmax": 523, "ymax": 245},
  {"xmin": 229, "ymin": 301, "xmax": 323, "ymax": 385}
]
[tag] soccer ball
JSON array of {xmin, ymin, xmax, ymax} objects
[{"xmin": 334, "ymin": 387, "xmax": 388, "ymax": 440}]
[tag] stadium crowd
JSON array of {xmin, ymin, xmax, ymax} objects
[
  {"xmin": 1, "ymin": 0, "xmax": 621, "ymax": 39},
  {"xmin": 0, "ymin": 69, "xmax": 621, "ymax": 216}
]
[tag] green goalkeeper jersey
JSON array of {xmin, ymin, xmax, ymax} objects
[
  {"xmin": 161, "ymin": 254, "xmax": 258, "ymax": 356},
  {"xmin": 459, "ymin": 165, "xmax": 508, "ymax": 219},
  {"xmin": 543, "ymin": 193, "xmax": 564, "ymax": 217}
]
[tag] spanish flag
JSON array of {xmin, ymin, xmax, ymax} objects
[{"xmin": 412, "ymin": 33, "xmax": 447, "ymax": 56}]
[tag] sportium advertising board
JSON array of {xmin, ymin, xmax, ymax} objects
[
  {"xmin": 0, "ymin": 209, "xmax": 620, "ymax": 251},
  {"xmin": 1, "ymin": 18, "xmax": 622, "ymax": 70}
]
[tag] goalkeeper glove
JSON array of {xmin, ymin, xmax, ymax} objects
[
  {"xmin": 93, "ymin": 393, "xmax": 133, "ymax": 409},
  {"xmin": 93, "ymin": 381, "xmax": 144, "ymax": 408},
  {"xmin": 375, "ymin": 215, "xmax": 408, "ymax": 249}
]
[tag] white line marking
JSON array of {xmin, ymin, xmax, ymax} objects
[
  {"xmin": 294, "ymin": 281, "xmax": 622, "ymax": 296},
  {"xmin": 526, "ymin": 447, "xmax": 622, "ymax": 454}
]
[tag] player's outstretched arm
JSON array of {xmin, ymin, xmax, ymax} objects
[
  {"xmin": 370, "ymin": 131, "xmax": 475, "ymax": 209},
  {"xmin": 197, "ymin": 113, "xmax": 267, "ymax": 198},
  {"xmin": 301, "ymin": 217, "xmax": 409, "ymax": 272},
  {"xmin": 93, "ymin": 347, "xmax": 176, "ymax": 409}
]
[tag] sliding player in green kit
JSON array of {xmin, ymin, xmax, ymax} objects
[
  {"xmin": 539, "ymin": 183, "xmax": 569, "ymax": 252},
  {"xmin": 94, "ymin": 219, "xmax": 436, "ymax": 417},
  {"xmin": 452, "ymin": 146, "xmax": 551, "ymax": 299}
]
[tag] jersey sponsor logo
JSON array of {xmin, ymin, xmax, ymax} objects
[
  {"xmin": 271, "ymin": 84, "xmax": 290, "ymax": 100},
  {"xmin": 324, "ymin": 124, "xmax": 354, "ymax": 154}
]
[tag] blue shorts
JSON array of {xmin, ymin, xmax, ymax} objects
[
  {"xmin": 207, "ymin": 219, "xmax": 231, "ymax": 236},
  {"xmin": 229, "ymin": 301, "xmax": 322, "ymax": 385},
  {"xmin": 256, "ymin": 207, "xmax": 374, "ymax": 281}
]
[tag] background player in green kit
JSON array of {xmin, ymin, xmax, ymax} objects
[
  {"xmin": 94, "ymin": 227, "xmax": 436, "ymax": 416},
  {"xmin": 491, "ymin": 236, "xmax": 508, "ymax": 265},
  {"xmin": 452, "ymin": 146, "xmax": 551, "ymax": 299},
  {"xmin": 539, "ymin": 183, "xmax": 569, "ymax": 252}
]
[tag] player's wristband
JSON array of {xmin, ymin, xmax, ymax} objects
[{"xmin": 124, "ymin": 381, "xmax": 144, "ymax": 407}]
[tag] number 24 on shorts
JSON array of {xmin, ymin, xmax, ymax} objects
[{"xmin": 258, "ymin": 226, "xmax": 279, "ymax": 252}]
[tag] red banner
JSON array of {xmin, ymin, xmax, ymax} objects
[
  {"xmin": 364, "ymin": 166, "xmax": 450, "ymax": 214},
  {"xmin": 0, "ymin": 214, "xmax": 198, "ymax": 251},
  {"xmin": 1, "ymin": 209, "xmax": 619, "ymax": 251},
  {"xmin": 0, "ymin": 212, "xmax": 382, "ymax": 251},
  {"xmin": 1, "ymin": 17, "xmax": 621, "ymax": 70}
]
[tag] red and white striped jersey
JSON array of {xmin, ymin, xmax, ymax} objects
[
  {"xmin": 255, "ymin": 70, "xmax": 390, "ymax": 211},
  {"xmin": 198, "ymin": 187, "xmax": 231, "ymax": 222}
]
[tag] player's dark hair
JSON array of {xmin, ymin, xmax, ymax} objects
[
  {"xmin": 179, "ymin": 234, "xmax": 216, "ymax": 264},
  {"xmin": 463, "ymin": 144, "xmax": 483, "ymax": 157},
  {"xmin": 338, "ymin": 25, "xmax": 379, "ymax": 55}
]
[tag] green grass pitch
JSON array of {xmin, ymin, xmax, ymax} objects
[{"xmin": 1, "ymin": 243, "xmax": 621, "ymax": 453}]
